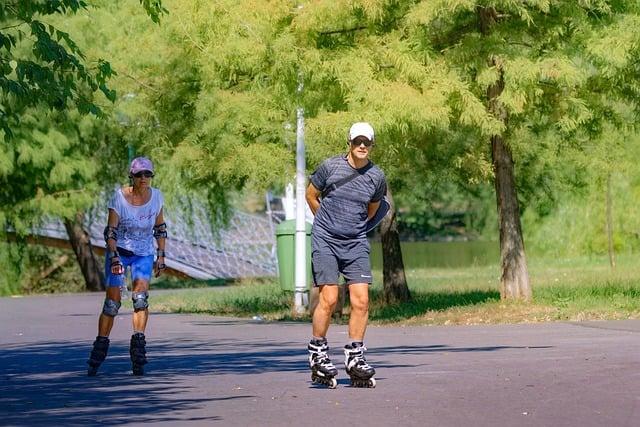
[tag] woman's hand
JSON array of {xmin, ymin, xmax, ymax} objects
[
  {"xmin": 110, "ymin": 256, "xmax": 124, "ymax": 275},
  {"xmin": 154, "ymin": 256, "xmax": 166, "ymax": 277}
]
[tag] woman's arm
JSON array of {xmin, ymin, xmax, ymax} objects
[
  {"xmin": 105, "ymin": 209, "xmax": 123, "ymax": 274},
  {"xmin": 153, "ymin": 208, "xmax": 167, "ymax": 277}
]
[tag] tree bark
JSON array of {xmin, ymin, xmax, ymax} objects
[
  {"xmin": 64, "ymin": 212, "xmax": 105, "ymax": 292},
  {"xmin": 491, "ymin": 133, "xmax": 531, "ymax": 300},
  {"xmin": 379, "ymin": 188, "xmax": 411, "ymax": 303},
  {"xmin": 480, "ymin": 6, "xmax": 531, "ymax": 301}
]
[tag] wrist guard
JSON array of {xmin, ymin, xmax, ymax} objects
[
  {"xmin": 155, "ymin": 250, "xmax": 166, "ymax": 273},
  {"xmin": 110, "ymin": 259, "xmax": 123, "ymax": 275},
  {"xmin": 103, "ymin": 226, "xmax": 118, "ymax": 244},
  {"xmin": 153, "ymin": 222, "xmax": 167, "ymax": 240}
]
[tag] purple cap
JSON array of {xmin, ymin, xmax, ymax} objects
[{"xmin": 129, "ymin": 157, "xmax": 154, "ymax": 174}]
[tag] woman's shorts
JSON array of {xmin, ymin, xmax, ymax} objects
[
  {"xmin": 105, "ymin": 251, "xmax": 154, "ymax": 287},
  {"xmin": 311, "ymin": 233, "xmax": 372, "ymax": 286}
]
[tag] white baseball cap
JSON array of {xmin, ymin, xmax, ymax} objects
[{"xmin": 349, "ymin": 122, "xmax": 375, "ymax": 142}]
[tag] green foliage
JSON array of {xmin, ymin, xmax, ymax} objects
[
  {"xmin": 0, "ymin": 0, "xmax": 119, "ymax": 139},
  {"xmin": 0, "ymin": 1, "xmax": 167, "ymax": 231},
  {"xmin": 0, "ymin": 242, "xmax": 22, "ymax": 295},
  {"xmin": 0, "ymin": 108, "xmax": 127, "ymax": 233},
  {"xmin": 92, "ymin": 0, "xmax": 637, "ymax": 253},
  {"xmin": 0, "ymin": 242, "xmax": 84, "ymax": 296},
  {"xmin": 153, "ymin": 281, "xmax": 292, "ymax": 318},
  {"xmin": 4, "ymin": 0, "xmax": 637, "ymax": 276}
]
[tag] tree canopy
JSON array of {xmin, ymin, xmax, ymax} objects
[{"xmin": 2, "ymin": 0, "xmax": 639, "ymax": 294}]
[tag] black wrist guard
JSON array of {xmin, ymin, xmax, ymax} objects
[
  {"xmin": 103, "ymin": 226, "xmax": 118, "ymax": 244},
  {"xmin": 153, "ymin": 223, "xmax": 167, "ymax": 240}
]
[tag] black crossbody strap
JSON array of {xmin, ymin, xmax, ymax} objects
[{"xmin": 321, "ymin": 162, "xmax": 373, "ymax": 198}]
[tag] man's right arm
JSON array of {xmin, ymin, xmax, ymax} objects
[{"xmin": 306, "ymin": 183, "xmax": 322, "ymax": 215}]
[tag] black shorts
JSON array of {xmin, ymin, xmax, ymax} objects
[{"xmin": 311, "ymin": 233, "xmax": 372, "ymax": 286}]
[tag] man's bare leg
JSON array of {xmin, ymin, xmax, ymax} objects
[
  {"xmin": 347, "ymin": 283, "xmax": 369, "ymax": 341},
  {"xmin": 312, "ymin": 285, "xmax": 339, "ymax": 337}
]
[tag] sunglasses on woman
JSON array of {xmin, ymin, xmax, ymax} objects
[{"xmin": 133, "ymin": 171, "xmax": 155, "ymax": 178}]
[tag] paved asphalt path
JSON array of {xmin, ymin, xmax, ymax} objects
[{"xmin": 1, "ymin": 291, "xmax": 639, "ymax": 427}]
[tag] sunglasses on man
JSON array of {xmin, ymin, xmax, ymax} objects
[
  {"xmin": 350, "ymin": 139, "xmax": 374, "ymax": 148},
  {"xmin": 133, "ymin": 171, "xmax": 155, "ymax": 178}
]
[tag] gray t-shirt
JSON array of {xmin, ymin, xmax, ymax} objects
[
  {"xmin": 108, "ymin": 187, "xmax": 164, "ymax": 256},
  {"xmin": 310, "ymin": 155, "xmax": 386, "ymax": 240}
]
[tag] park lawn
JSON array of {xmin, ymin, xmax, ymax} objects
[{"xmin": 151, "ymin": 254, "xmax": 640, "ymax": 326}]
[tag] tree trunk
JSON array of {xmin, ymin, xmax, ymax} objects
[
  {"xmin": 606, "ymin": 173, "xmax": 616, "ymax": 269},
  {"xmin": 64, "ymin": 212, "xmax": 105, "ymax": 292},
  {"xmin": 380, "ymin": 189, "xmax": 410, "ymax": 303},
  {"xmin": 480, "ymin": 5, "xmax": 531, "ymax": 301},
  {"xmin": 491, "ymin": 134, "xmax": 531, "ymax": 300}
]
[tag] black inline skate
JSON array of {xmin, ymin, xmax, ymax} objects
[
  {"xmin": 129, "ymin": 332, "xmax": 148, "ymax": 376},
  {"xmin": 87, "ymin": 336, "xmax": 110, "ymax": 376},
  {"xmin": 308, "ymin": 338, "xmax": 338, "ymax": 389},
  {"xmin": 344, "ymin": 342, "xmax": 376, "ymax": 388}
]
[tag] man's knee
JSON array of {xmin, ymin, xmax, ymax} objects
[
  {"xmin": 349, "ymin": 289, "xmax": 369, "ymax": 312},
  {"xmin": 319, "ymin": 287, "xmax": 339, "ymax": 310}
]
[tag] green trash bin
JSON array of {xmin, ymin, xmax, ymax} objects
[{"xmin": 275, "ymin": 219, "xmax": 313, "ymax": 291}]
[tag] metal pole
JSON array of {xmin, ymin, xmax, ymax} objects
[{"xmin": 294, "ymin": 105, "xmax": 308, "ymax": 314}]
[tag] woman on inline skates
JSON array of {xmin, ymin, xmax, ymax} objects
[{"xmin": 86, "ymin": 156, "xmax": 167, "ymax": 376}]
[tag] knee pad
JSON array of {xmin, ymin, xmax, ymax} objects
[
  {"xmin": 132, "ymin": 291, "xmax": 149, "ymax": 311},
  {"xmin": 102, "ymin": 298, "xmax": 121, "ymax": 317}
]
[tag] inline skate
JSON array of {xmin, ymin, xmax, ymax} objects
[
  {"xmin": 308, "ymin": 338, "xmax": 338, "ymax": 389},
  {"xmin": 344, "ymin": 342, "xmax": 376, "ymax": 388},
  {"xmin": 87, "ymin": 336, "xmax": 110, "ymax": 376},
  {"xmin": 129, "ymin": 332, "xmax": 148, "ymax": 376}
]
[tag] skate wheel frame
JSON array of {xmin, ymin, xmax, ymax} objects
[
  {"xmin": 311, "ymin": 374, "xmax": 337, "ymax": 389},
  {"xmin": 350, "ymin": 377, "xmax": 376, "ymax": 388}
]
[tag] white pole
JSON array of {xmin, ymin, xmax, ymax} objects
[{"xmin": 294, "ymin": 105, "xmax": 308, "ymax": 314}]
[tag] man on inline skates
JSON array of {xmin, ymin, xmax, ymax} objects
[{"xmin": 305, "ymin": 122, "xmax": 387, "ymax": 388}]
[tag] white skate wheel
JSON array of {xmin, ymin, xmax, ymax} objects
[
  {"xmin": 368, "ymin": 378, "xmax": 376, "ymax": 388},
  {"xmin": 329, "ymin": 378, "xmax": 337, "ymax": 389}
]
